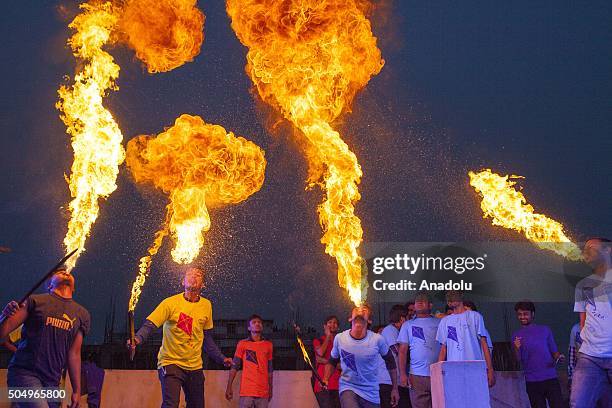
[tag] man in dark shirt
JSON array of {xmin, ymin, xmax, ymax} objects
[{"xmin": 0, "ymin": 266, "xmax": 90, "ymax": 408}]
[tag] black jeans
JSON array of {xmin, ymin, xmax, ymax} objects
[
  {"xmin": 158, "ymin": 364, "xmax": 204, "ymax": 408},
  {"xmin": 379, "ymin": 384, "xmax": 412, "ymax": 408},
  {"xmin": 316, "ymin": 389, "xmax": 341, "ymax": 408},
  {"xmin": 526, "ymin": 378, "xmax": 565, "ymax": 408}
]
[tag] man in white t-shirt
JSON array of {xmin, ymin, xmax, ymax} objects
[
  {"xmin": 324, "ymin": 305, "xmax": 400, "ymax": 408},
  {"xmin": 571, "ymin": 237, "xmax": 612, "ymax": 408},
  {"xmin": 378, "ymin": 304, "xmax": 410, "ymax": 408},
  {"xmin": 398, "ymin": 292, "xmax": 440, "ymax": 408},
  {"xmin": 435, "ymin": 291, "xmax": 495, "ymax": 388}
]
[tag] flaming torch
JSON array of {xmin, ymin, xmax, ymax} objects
[
  {"xmin": 294, "ymin": 323, "xmax": 325, "ymax": 387},
  {"xmin": 125, "ymin": 114, "xmax": 267, "ymax": 313},
  {"xmin": 469, "ymin": 168, "xmax": 582, "ymax": 260},
  {"xmin": 226, "ymin": 0, "xmax": 384, "ymax": 305}
]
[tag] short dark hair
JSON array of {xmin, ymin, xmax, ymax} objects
[
  {"xmin": 463, "ymin": 300, "xmax": 478, "ymax": 311},
  {"xmin": 414, "ymin": 292, "xmax": 431, "ymax": 303},
  {"xmin": 323, "ymin": 315, "xmax": 339, "ymax": 325},
  {"xmin": 514, "ymin": 301, "xmax": 535, "ymax": 313},
  {"xmin": 248, "ymin": 314, "xmax": 263, "ymax": 325},
  {"xmin": 388, "ymin": 304, "xmax": 407, "ymax": 323},
  {"xmin": 446, "ymin": 290, "xmax": 464, "ymax": 302}
]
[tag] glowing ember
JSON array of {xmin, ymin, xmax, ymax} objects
[
  {"xmin": 118, "ymin": 0, "xmax": 204, "ymax": 73},
  {"xmin": 226, "ymin": 0, "xmax": 384, "ymax": 305},
  {"xmin": 126, "ymin": 114, "xmax": 266, "ymax": 265},
  {"xmin": 56, "ymin": 2, "xmax": 125, "ymax": 270},
  {"xmin": 469, "ymin": 169, "xmax": 582, "ymax": 261}
]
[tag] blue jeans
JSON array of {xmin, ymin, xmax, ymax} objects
[
  {"xmin": 6, "ymin": 368, "xmax": 61, "ymax": 408},
  {"xmin": 570, "ymin": 353, "xmax": 612, "ymax": 408}
]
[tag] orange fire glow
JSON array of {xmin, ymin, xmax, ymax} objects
[
  {"xmin": 118, "ymin": 0, "xmax": 205, "ymax": 73},
  {"xmin": 125, "ymin": 114, "xmax": 266, "ymax": 308},
  {"xmin": 57, "ymin": 2, "xmax": 125, "ymax": 270},
  {"xmin": 469, "ymin": 169, "xmax": 582, "ymax": 260},
  {"xmin": 226, "ymin": 0, "xmax": 384, "ymax": 305}
]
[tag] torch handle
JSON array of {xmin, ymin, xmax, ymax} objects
[
  {"xmin": 0, "ymin": 249, "xmax": 78, "ymax": 325},
  {"xmin": 128, "ymin": 310, "xmax": 136, "ymax": 361}
]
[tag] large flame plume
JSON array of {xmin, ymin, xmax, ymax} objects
[
  {"xmin": 126, "ymin": 114, "xmax": 266, "ymax": 309},
  {"xmin": 469, "ymin": 169, "xmax": 582, "ymax": 260},
  {"xmin": 226, "ymin": 0, "xmax": 384, "ymax": 305},
  {"xmin": 56, "ymin": 0, "xmax": 206, "ymax": 270},
  {"xmin": 118, "ymin": 0, "xmax": 205, "ymax": 73},
  {"xmin": 57, "ymin": 2, "xmax": 125, "ymax": 270}
]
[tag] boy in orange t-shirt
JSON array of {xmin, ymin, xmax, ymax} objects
[{"xmin": 226, "ymin": 314, "xmax": 273, "ymax": 407}]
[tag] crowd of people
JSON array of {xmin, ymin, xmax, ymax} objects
[{"xmin": 0, "ymin": 237, "xmax": 610, "ymax": 408}]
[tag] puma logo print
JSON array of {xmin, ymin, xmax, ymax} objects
[
  {"xmin": 45, "ymin": 314, "xmax": 77, "ymax": 331},
  {"xmin": 63, "ymin": 314, "xmax": 77, "ymax": 327}
]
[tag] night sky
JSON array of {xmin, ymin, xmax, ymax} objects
[{"xmin": 1, "ymin": 1, "xmax": 610, "ymax": 345}]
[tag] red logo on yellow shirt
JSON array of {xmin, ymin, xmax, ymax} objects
[{"xmin": 177, "ymin": 312, "xmax": 193, "ymax": 336}]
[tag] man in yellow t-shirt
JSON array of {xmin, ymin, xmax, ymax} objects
[{"xmin": 129, "ymin": 267, "xmax": 231, "ymax": 408}]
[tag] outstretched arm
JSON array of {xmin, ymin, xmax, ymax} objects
[{"xmin": 134, "ymin": 320, "xmax": 157, "ymax": 345}]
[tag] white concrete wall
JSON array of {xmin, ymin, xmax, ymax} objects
[
  {"xmin": 0, "ymin": 369, "xmax": 538, "ymax": 408},
  {"xmin": 0, "ymin": 370, "xmax": 318, "ymax": 408}
]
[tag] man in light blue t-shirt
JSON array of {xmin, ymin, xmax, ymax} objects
[
  {"xmin": 571, "ymin": 237, "xmax": 612, "ymax": 408},
  {"xmin": 324, "ymin": 305, "xmax": 399, "ymax": 408},
  {"xmin": 398, "ymin": 292, "xmax": 440, "ymax": 408},
  {"xmin": 378, "ymin": 304, "xmax": 410, "ymax": 408},
  {"xmin": 435, "ymin": 291, "xmax": 495, "ymax": 388}
]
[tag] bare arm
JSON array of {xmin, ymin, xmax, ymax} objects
[
  {"xmin": 67, "ymin": 331, "xmax": 83, "ymax": 401},
  {"xmin": 0, "ymin": 302, "xmax": 28, "ymax": 343},
  {"xmin": 315, "ymin": 335, "xmax": 332, "ymax": 357},
  {"xmin": 225, "ymin": 357, "xmax": 241, "ymax": 401},
  {"xmin": 398, "ymin": 343, "xmax": 409, "ymax": 384},
  {"xmin": 268, "ymin": 360, "xmax": 273, "ymax": 400},
  {"xmin": 438, "ymin": 344, "xmax": 447, "ymax": 362},
  {"xmin": 481, "ymin": 336, "xmax": 495, "ymax": 387},
  {"xmin": 579, "ymin": 312, "xmax": 586, "ymax": 329},
  {"xmin": 382, "ymin": 350, "xmax": 398, "ymax": 387},
  {"xmin": 324, "ymin": 356, "xmax": 340, "ymax": 384},
  {"xmin": 1, "ymin": 341, "xmax": 17, "ymax": 353}
]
